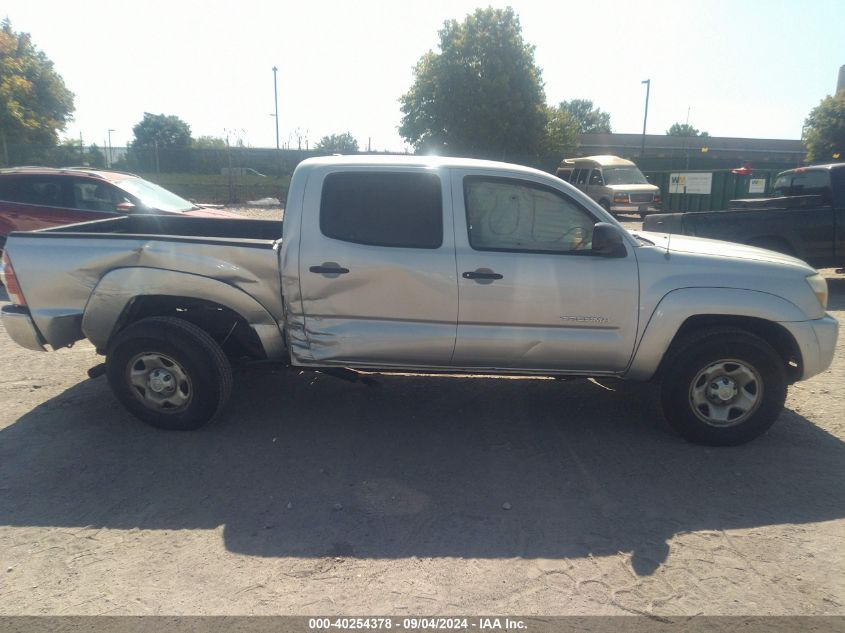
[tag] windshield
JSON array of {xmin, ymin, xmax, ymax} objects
[
  {"xmin": 115, "ymin": 177, "xmax": 196, "ymax": 213},
  {"xmin": 602, "ymin": 166, "xmax": 648, "ymax": 185}
]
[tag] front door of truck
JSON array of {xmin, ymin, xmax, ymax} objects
[
  {"xmin": 450, "ymin": 170, "xmax": 639, "ymax": 372},
  {"xmin": 297, "ymin": 167, "xmax": 459, "ymax": 367}
]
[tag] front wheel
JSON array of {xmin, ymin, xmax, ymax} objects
[
  {"xmin": 106, "ymin": 316, "xmax": 232, "ymax": 430},
  {"xmin": 659, "ymin": 328, "xmax": 787, "ymax": 445}
]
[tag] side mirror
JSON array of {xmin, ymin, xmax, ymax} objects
[
  {"xmin": 591, "ymin": 222, "xmax": 627, "ymax": 258},
  {"xmin": 115, "ymin": 201, "xmax": 136, "ymax": 213}
]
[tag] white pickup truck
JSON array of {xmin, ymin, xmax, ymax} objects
[{"xmin": 0, "ymin": 156, "xmax": 838, "ymax": 445}]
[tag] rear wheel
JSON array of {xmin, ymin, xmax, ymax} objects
[
  {"xmin": 106, "ymin": 316, "xmax": 232, "ymax": 430},
  {"xmin": 659, "ymin": 328, "xmax": 787, "ymax": 445}
]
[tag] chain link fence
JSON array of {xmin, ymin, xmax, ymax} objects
[{"xmin": 0, "ymin": 141, "xmax": 801, "ymax": 206}]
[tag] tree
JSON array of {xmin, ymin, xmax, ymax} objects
[
  {"xmin": 192, "ymin": 135, "xmax": 227, "ymax": 149},
  {"xmin": 129, "ymin": 113, "xmax": 192, "ymax": 172},
  {"xmin": 558, "ymin": 99, "xmax": 611, "ymax": 134},
  {"xmin": 803, "ymin": 92, "xmax": 845, "ymax": 163},
  {"xmin": 541, "ymin": 104, "xmax": 580, "ymax": 157},
  {"xmin": 315, "ymin": 132, "xmax": 359, "ymax": 153},
  {"xmin": 399, "ymin": 7, "xmax": 547, "ymax": 158},
  {"xmin": 131, "ymin": 112, "xmax": 192, "ymax": 150},
  {"xmin": 0, "ymin": 19, "xmax": 75, "ymax": 165},
  {"xmin": 666, "ymin": 123, "xmax": 709, "ymax": 137}
]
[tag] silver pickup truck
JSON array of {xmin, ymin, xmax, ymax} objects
[{"xmin": 0, "ymin": 156, "xmax": 838, "ymax": 445}]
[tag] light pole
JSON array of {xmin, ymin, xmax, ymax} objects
[
  {"xmin": 640, "ymin": 79, "xmax": 650, "ymax": 159},
  {"xmin": 107, "ymin": 129, "xmax": 115, "ymax": 168},
  {"xmin": 272, "ymin": 66, "xmax": 280, "ymax": 150}
]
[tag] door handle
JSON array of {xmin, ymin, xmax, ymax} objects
[
  {"xmin": 309, "ymin": 263, "xmax": 350, "ymax": 275},
  {"xmin": 462, "ymin": 269, "xmax": 503, "ymax": 281}
]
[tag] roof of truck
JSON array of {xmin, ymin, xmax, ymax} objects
[
  {"xmin": 778, "ymin": 162, "xmax": 845, "ymax": 173},
  {"xmin": 298, "ymin": 154, "xmax": 551, "ymax": 176}
]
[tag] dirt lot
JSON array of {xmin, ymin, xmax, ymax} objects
[{"xmin": 0, "ymin": 212, "xmax": 843, "ymax": 615}]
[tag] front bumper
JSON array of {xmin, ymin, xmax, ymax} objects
[
  {"xmin": 610, "ymin": 204, "xmax": 662, "ymax": 215},
  {"xmin": 780, "ymin": 314, "xmax": 838, "ymax": 380},
  {"xmin": 1, "ymin": 305, "xmax": 46, "ymax": 351}
]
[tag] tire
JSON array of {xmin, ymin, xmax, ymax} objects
[
  {"xmin": 599, "ymin": 199, "xmax": 613, "ymax": 215},
  {"xmin": 659, "ymin": 328, "xmax": 787, "ymax": 446},
  {"xmin": 106, "ymin": 316, "xmax": 233, "ymax": 430}
]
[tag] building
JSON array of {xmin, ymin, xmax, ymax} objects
[{"xmin": 574, "ymin": 133, "xmax": 806, "ymax": 172}]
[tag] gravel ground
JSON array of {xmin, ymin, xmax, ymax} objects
[{"xmin": 0, "ymin": 213, "xmax": 843, "ymax": 616}]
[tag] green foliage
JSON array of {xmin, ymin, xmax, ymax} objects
[
  {"xmin": 131, "ymin": 112, "xmax": 192, "ymax": 149},
  {"xmin": 666, "ymin": 122, "xmax": 709, "ymax": 137},
  {"xmin": 558, "ymin": 99, "xmax": 611, "ymax": 134},
  {"xmin": 129, "ymin": 113, "xmax": 192, "ymax": 172},
  {"xmin": 541, "ymin": 104, "xmax": 580, "ymax": 157},
  {"xmin": 45, "ymin": 139, "xmax": 105, "ymax": 168},
  {"xmin": 0, "ymin": 18, "xmax": 75, "ymax": 164},
  {"xmin": 399, "ymin": 7, "xmax": 547, "ymax": 157},
  {"xmin": 192, "ymin": 135, "xmax": 228, "ymax": 149},
  {"xmin": 803, "ymin": 92, "xmax": 845, "ymax": 163},
  {"xmin": 314, "ymin": 132, "xmax": 359, "ymax": 153}
]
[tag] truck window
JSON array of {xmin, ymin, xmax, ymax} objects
[
  {"xmin": 589, "ymin": 169, "xmax": 604, "ymax": 186},
  {"xmin": 320, "ymin": 172, "xmax": 443, "ymax": 249},
  {"xmin": 772, "ymin": 170, "xmax": 831, "ymax": 200},
  {"xmin": 464, "ymin": 177, "xmax": 595, "ymax": 254}
]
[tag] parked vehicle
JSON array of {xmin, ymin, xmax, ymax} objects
[
  {"xmin": 0, "ymin": 166, "xmax": 240, "ymax": 250},
  {"xmin": 643, "ymin": 163, "xmax": 845, "ymax": 269},
  {"xmin": 555, "ymin": 155, "xmax": 662, "ymax": 217},
  {"xmin": 1, "ymin": 156, "xmax": 837, "ymax": 445}
]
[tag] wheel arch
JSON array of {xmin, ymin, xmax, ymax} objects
[
  {"xmin": 627, "ymin": 287, "xmax": 806, "ymax": 382},
  {"xmin": 82, "ymin": 267, "xmax": 286, "ymax": 360}
]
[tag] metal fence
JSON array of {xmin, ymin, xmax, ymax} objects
[{"xmin": 1, "ymin": 142, "xmax": 794, "ymax": 207}]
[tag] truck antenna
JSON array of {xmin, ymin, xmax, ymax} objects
[{"xmin": 664, "ymin": 231, "xmax": 672, "ymax": 259}]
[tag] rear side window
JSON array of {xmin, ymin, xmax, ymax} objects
[
  {"xmin": 576, "ymin": 169, "xmax": 590, "ymax": 185},
  {"xmin": 320, "ymin": 172, "xmax": 443, "ymax": 248},
  {"xmin": 14, "ymin": 177, "xmax": 66, "ymax": 207},
  {"xmin": 0, "ymin": 177, "xmax": 19, "ymax": 201},
  {"xmin": 772, "ymin": 170, "xmax": 831, "ymax": 199}
]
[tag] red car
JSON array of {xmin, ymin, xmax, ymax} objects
[{"xmin": 0, "ymin": 166, "xmax": 240, "ymax": 249}]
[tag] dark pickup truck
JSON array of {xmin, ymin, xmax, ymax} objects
[{"xmin": 643, "ymin": 163, "xmax": 845, "ymax": 269}]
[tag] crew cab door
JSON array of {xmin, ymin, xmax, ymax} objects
[
  {"xmin": 297, "ymin": 167, "xmax": 458, "ymax": 367},
  {"xmin": 450, "ymin": 170, "xmax": 639, "ymax": 372}
]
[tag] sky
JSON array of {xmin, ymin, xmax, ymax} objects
[{"xmin": 4, "ymin": 0, "xmax": 844, "ymax": 151}]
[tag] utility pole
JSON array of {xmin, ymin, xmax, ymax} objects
[
  {"xmin": 640, "ymin": 79, "xmax": 651, "ymax": 159},
  {"xmin": 272, "ymin": 66, "xmax": 280, "ymax": 150},
  {"xmin": 107, "ymin": 129, "xmax": 115, "ymax": 168}
]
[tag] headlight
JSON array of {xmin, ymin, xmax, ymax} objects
[
  {"xmin": 805, "ymin": 273, "xmax": 828, "ymax": 310},
  {"xmin": 612, "ymin": 193, "xmax": 629, "ymax": 203}
]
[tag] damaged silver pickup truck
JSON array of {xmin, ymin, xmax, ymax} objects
[{"xmin": 0, "ymin": 156, "xmax": 838, "ymax": 445}]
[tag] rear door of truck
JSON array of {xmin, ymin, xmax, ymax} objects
[{"xmin": 296, "ymin": 167, "xmax": 459, "ymax": 366}]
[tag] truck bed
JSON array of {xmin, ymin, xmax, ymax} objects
[
  {"xmin": 5, "ymin": 214, "xmax": 286, "ymax": 350},
  {"xmin": 27, "ymin": 214, "xmax": 283, "ymax": 244}
]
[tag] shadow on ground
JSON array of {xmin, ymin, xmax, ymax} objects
[{"xmin": 1, "ymin": 365, "xmax": 844, "ymax": 577}]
